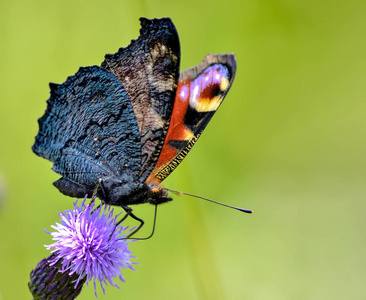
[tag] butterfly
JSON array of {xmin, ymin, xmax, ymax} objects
[{"xmin": 33, "ymin": 17, "xmax": 237, "ymax": 212}]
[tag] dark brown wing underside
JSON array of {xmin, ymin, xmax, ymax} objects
[{"xmin": 101, "ymin": 18, "xmax": 181, "ymax": 181}]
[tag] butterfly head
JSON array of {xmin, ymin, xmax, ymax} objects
[{"xmin": 147, "ymin": 185, "xmax": 173, "ymax": 205}]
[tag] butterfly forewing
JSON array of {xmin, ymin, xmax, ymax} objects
[
  {"xmin": 147, "ymin": 54, "xmax": 237, "ymax": 183},
  {"xmin": 101, "ymin": 18, "xmax": 181, "ymax": 181}
]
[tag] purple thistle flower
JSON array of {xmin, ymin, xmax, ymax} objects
[{"xmin": 44, "ymin": 197, "xmax": 138, "ymax": 296}]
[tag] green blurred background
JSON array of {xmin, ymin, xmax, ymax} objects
[{"xmin": 1, "ymin": 0, "xmax": 365, "ymax": 299}]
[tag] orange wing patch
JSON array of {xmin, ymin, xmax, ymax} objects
[{"xmin": 146, "ymin": 54, "xmax": 236, "ymax": 184}]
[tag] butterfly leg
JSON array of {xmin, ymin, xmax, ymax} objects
[
  {"xmin": 120, "ymin": 205, "xmax": 145, "ymax": 238},
  {"xmin": 91, "ymin": 178, "xmax": 102, "ymax": 201},
  {"xmin": 115, "ymin": 205, "xmax": 158, "ymax": 240},
  {"xmin": 108, "ymin": 205, "xmax": 144, "ymax": 240},
  {"xmin": 95, "ymin": 178, "xmax": 144, "ymax": 237},
  {"xmin": 89, "ymin": 179, "xmax": 103, "ymax": 211}
]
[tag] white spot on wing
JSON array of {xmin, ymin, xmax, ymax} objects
[{"xmin": 191, "ymin": 85, "xmax": 199, "ymax": 105}]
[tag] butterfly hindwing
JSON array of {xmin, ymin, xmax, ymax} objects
[
  {"xmin": 101, "ymin": 17, "xmax": 181, "ymax": 181},
  {"xmin": 32, "ymin": 66, "xmax": 142, "ymax": 196},
  {"xmin": 147, "ymin": 54, "xmax": 237, "ymax": 183}
]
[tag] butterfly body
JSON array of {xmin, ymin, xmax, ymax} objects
[{"xmin": 33, "ymin": 18, "xmax": 236, "ymax": 207}]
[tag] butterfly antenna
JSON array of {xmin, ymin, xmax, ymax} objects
[{"xmin": 165, "ymin": 188, "xmax": 253, "ymax": 214}]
